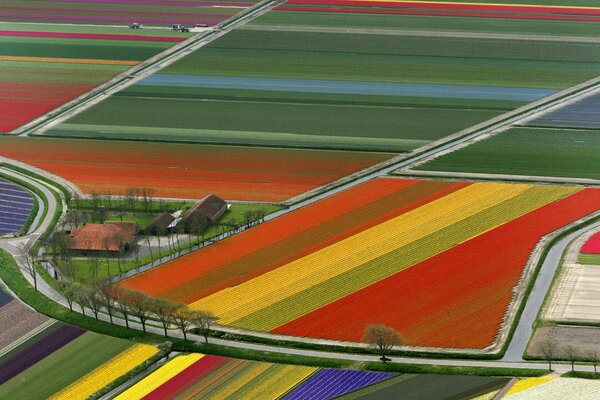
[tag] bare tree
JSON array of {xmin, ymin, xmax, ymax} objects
[
  {"xmin": 141, "ymin": 188, "xmax": 154, "ymax": 213},
  {"xmin": 73, "ymin": 284, "xmax": 90, "ymax": 316},
  {"xmin": 86, "ymin": 286, "xmax": 103, "ymax": 320},
  {"xmin": 101, "ymin": 236, "xmax": 114, "ymax": 271},
  {"xmin": 145, "ymin": 233, "xmax": 154, "ymax": 260},
  {"xmin": 124, "ymin": 289, "xmax": 152, "ymax": 332},
  {"xmin": 539, "ymin": 336, "xmax": 559, "ymax": 371},
  {"xmin": 363, "ymin": 324, "xmax": 403, "ymax": 362},
  {"xmin": 149, "ymin": 298, "xmax": 182, "ymax": 337},
  {"xmin": 58, "ymin": 280, "xmax": 77, "ymax": 311},
  {"xmin": 112, "ymin": 286, "xmax": 131, "ymax": 328},
  {"xmin": 90, "ymin": 192, "xmax": 102, "ymax": 215},
  {"xmin": 591, "ymin": 347, "xmax": 600, "ymax": 376},
  {"xmin": 22, "ymin": 252, "xmax": 37, "ymax": 291},
  {"xmin": 125, "ymin": 187, "xmax": 138, "ymax": 214},
  {"xmin": 96, "ymin": 280, "xmax": 116, "ymax": 324},
  {"xmin": 192, "ymin": 310, "xmax": 217, "ymax": 344},
  {"xmin": 173, "ymin": 307, "xmax": 195, "ymax": 341},
  {"xmin": 563, "ymin": 344, "xmax": 580, "ymax": 373},
  {"xmin": 90, "ymin": 258, "xmax": 100, "ymax": 282}
]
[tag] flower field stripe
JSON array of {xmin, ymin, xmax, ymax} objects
[
  {"xmin": 0, "ymin": 30, "xmax": 184, "ymax": 42},
  {"xmin": 175, "ymin": 180, "xmax": 467, "ymax": 304},
  {"xmin": 284, "ymin": 369, "xmax": 395, "ymax": 400},
  {"xmin": 185, "ymin": 360, "xmax": 272, "ymax": 399},
  {"xmin": 189, "ymin": 183, "xmax": 531, "ymax": 323},
  {"xmin": 115, "ymin": 353, "xmax": 203, "ymax": 400},
  {"xmin": 122, "ymin": 178, "xmax": 457, "ymax": 300},
  {"xmin": 582, "ymin": 232, "xmax": 600, "ymax": 254},
  {"xmin": 275, "ymin": 6, "xmax": 600, "ymax": 22},
  {"xmin": 0, "ymin": 137, "xmax": 392, "ymax": 201},
  {"xmin": 238, "ymin": 185, "xmax": 575, "ymax": 331},
  {"xmin": 224, "ymin": 364, "xmax": 316, "ymax": 400},
  {"xmin": 49, "ymin": 344, "xmax": 159, "ymax": 400},
  {"xmin": 142, "ymin": 355, "xmax": 228, "ymax": 400},
  {"xmin": 275, "ymin": 189, "xmax": 600, "ymax": 348},
  {"xmin": 285, "ymin": 0, "xmax": 600, "ymax": 16},
  {"xmin": 0, "ymin": 83, "xmax": 96, "ymax": 132},
  {"xmin": 0, "ymin": 55, "xmax": 138, "ymax": 65},
  {"xmin": 505, "ymin": 377, "xmax": 555, "ymax": 396},
  {"xmin": 0, "ymin": 324, "xmax": 85, "ymax": 385},
  {"xmin": 0, "ymin": 12, "xmax": 219, "ymax": 25}
]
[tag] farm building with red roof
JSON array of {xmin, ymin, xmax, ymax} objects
[{"xmin": 68, "ymin": 221, "xmax": 137, "ymax": 256}]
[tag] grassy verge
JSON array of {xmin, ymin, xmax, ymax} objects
[{"xmin": 563, "ymin": 371, "xmax": 600, "ymax": 379}]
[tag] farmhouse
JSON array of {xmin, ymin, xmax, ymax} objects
[
  {"xmin": 144, "ymin": 212, "xmax": 176, "ymax": 235},
  {"xmin": 180, "ymin": 194, "xmax": 228, "ymax": 232},
  {"xmin": 67, "ymin": 221, "xmax": 137, "ymax": 256}
]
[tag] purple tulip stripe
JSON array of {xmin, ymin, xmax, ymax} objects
[
  {"xmin": 0, "ymin": 178, "xmax": 33, "ymax": 235},
  {"xmin": 284, "ymin": 369, "xmax": 396, "ymax": 400},
  {"xmin": 0, "ymin": 325, "xmax": 85, "ymax": 385}
]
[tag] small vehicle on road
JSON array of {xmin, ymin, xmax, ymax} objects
[{"xmin": 129, "ymin": 22, "xmax": 141, "ymax": 29}]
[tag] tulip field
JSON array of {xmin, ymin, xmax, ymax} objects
[
  {"xmin": 0, "ymin": 24, "xmax": 187, "ymax": 133},
  {"xmin": 582, "ymin": 232, "xmax": 600, "ymax": 254},
  {"xmin": 0, "ymin": 136, "xmax": 393, "ymax": 201},
  {"xmin": 121, "ymin": 178, "xmax": 600, "ymax": 348},
  {"xmin": 0, "ymin": 328, "xmax": 158, "ymax": 399},
  {"xmin": 116, "ymin": 353, "xmax": 395, "ymax": 400},
  {"xmin": 0, "ymin": 293, "xmax": 158, "ymax": 400},
  {"xmin": 0, "ymin": 0, "xmax": 256, "ymax": 26},
  {"xmin": 276, "ymin": 0, "xmax": 600, "ymax": 22},
  {"xmin": 0, "ymin": 177, "xmax": 34, "ymax": 235}
]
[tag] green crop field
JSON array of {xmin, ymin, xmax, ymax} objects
[
  {"xmin": 252, "ymin": 11, "xmax": 600, "ymax": 37},
  {"xmin": 0, "ymin": 332, "xmax": 131, "ymax": 399},
  {"xmin": 415, "ymin": 127, "xmax": 600, "ymax": 180}
]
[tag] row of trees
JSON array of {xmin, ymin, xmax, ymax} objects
[
  {"xmin": 539, "ymin": 336, "xmax": 600, "ymax": 373},
  {"xmin": 57, "ymin": 279, "xmax": 216, "ymax": 342},
  {"xmin": 71, "ymin": 188, "xmax": 160, "ymax": 216}
]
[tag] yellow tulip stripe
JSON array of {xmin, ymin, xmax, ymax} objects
[
  {"xmin": 505, "ymin": 377, "xmax": 556, "ymax": 396},
  {"xmin": 115, "ymin": 353, "xmax": 203, "ymax": 400},
  {"xmin": 191, "ymin": 183, "xmax": 577, "ymax": 331},
  {"xmin": 50, "ymin": 344, "xmax": 158, "ymax": 400}
]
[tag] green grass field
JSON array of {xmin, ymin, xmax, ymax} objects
[
  {"xmin": 416, "ymin": 127, "xmax": 600, "ymax": 179},
  {"xmin": 0, "ymin": 332, "xmax": 131, "ymax": 399},
  {"xmin": 578, "ymin": 254, "xmax": 600, "ymax": 265},
  {"xmin": 50, "ymin": 95, "xmax": 498, "ymax": 152}
]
